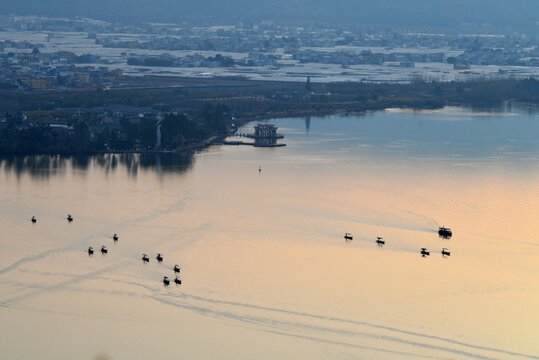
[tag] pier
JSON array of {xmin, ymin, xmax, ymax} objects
[{"xmin": 219, "ymin": 124, "xmax": 286, "ymax": 147}]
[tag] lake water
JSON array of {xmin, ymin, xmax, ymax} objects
[{"xmin": 0, "ymin": 106, "xmax": 538, "ymax": 360}]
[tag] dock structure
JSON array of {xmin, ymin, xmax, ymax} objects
[
  {"xmin": 253, "ymin": 124, "xmax": 283, "ymax": 139},
  {"xmin": 253, "ymin": 124, "xmax": 285, "ymax": 147},
  {"xmin": 226, "ymin": 124, "xmax": 286, "ymax": 147}
]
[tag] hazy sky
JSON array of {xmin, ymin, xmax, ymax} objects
[{"xmin": 1, "ymin": 0, "xmax": 539, "ymax": 28}]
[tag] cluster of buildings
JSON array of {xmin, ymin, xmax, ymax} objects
[
  {"xmin": 453, "ymin": 48, "xmax": 539, "ymax": 67},
  {"xmin": 1, "ymin": 107, "xmax": 146, "ymax": 131},
  {"xmin": 126, "ymin": 53, "xmax": 236, "ymax": 68},
  {"xmin": 0, "ymin": 46, "xmax": 123, "ymax": 89},
  {"xmin": 0, "ymin": 15, "xmax": 538, "ymax": 85},
  {"xmin": 91, "ymin": 22, "xmax": 539, "ymax": 70},
  {"xmin": 125, "ymin": 51, "xmax": 282, "ymax": 68},
  {"xmin": 293, "ymin": 49, "xmax": 447, "ymax": 67},
  {"xmin": 0, "ymin": 107, "xmax": 157, "ymax": 149}
]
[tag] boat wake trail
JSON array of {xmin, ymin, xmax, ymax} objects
[
  {"xmin": 0, "ymin": 264, "xmax": 119, "ymax": 307},
  {"xmin": 57, "ymin": 275, "xmax": 537, "ymax": 360},
  {"xmin": 147, "ymin": 290, "xmax": 532, "ymax": 360},
  {"xmin": 5, "ymin": 268, "xmax": 537, "ymax": 360},
  {"xmin": 404, "ymin": 210, "xmax": 440, "ymax": 231},
  {"xmin": 0, "ymin": 198, "xmax": 190, "ymax": 277},
  {"xmin": 171, "ymin": 292, "xmax": 537, "ymax": 360}
]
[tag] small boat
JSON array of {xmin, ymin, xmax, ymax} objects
[
  {"xmin": 174, "ymin": 277, "xmax": 182, "ymax": 285},
  {"xmin": 88, "ymin": 246, "xmax": 94, "ymax": 255},
  {"xmin": 163, "ymin": 276, "xmax": 170, "ymax": 286},
  {"xmin": 142, "ymin": 254, "xmax": 149, "ymax": 262},
  {"xmin": 173, "ymin": 264, "xmax": 181, "ymax": 273},
  {"xmin": 101, "ymin": 245, "xmax": 108, "ymax": 254},
  {"xmin": 420, "ymin": 248, "xmax": 430, "ymax": 256},
  {"xmin": 31, "ymin": 216, "xmax": 37, "ymax": 223},
  {"xmin": 438, "ymin": 226, "xmax": 452, "ymax": 238},
  {"xmin": 67, "ymin": 214, "xmax": 73, "ymax": 222},
  {"xmin": 113, "ymin": 233, "xmax": 119, "ymax": 241},
  {"xmin": 344, "ymin": 233, "xmax": 353, "ymax": 241},
  {"xmin": 441, "ymin": 248, "xmax": 451, "ymax": 256},
  {"xmin": 156, "ymin": 253, "xmax": 163, "ymax": 262},
  {"xmin": 376, "ymin": 236, "xmax": 385, "ymax": 245}
]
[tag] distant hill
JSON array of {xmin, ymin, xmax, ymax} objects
[{"xmin": 1, "ymin": 0, "xmax": 538, "ymax": 28}]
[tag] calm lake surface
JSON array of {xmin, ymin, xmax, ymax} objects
[{"xmin": 1, "ymin": 106, "xmax": 538, "ymax": 360}]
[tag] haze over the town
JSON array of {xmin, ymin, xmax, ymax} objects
[{"xmin": 2, "ymin": 0, "xmax": 539, "ymax": 28}]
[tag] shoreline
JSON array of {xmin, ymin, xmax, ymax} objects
[{"xmin": 2, "ymin": 100, "xmax": 537, "ymax": 157}]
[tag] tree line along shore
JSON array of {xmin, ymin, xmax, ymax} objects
[{"xmin": 0, "ymin": 77, "xmax": 537, "ymax": 155}]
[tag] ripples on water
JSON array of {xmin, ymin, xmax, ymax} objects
[{"xmin": 0, "ymin": 107, "xmax": 538, "ymax": 360}]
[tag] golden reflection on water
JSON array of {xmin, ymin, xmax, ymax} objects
[{"xmin": 0, "ymin": 108, "xmax": 538, "ymax": 360}]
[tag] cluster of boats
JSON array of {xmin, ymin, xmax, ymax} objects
[
  {"xmin": 88, "ymin": 235, "xmax": 182, "ymax": 286},
  {"xmin": 344, "ymin": 226, "xmax": 453, "ymax": 257},
  {"xmin": 31, "ymin": 215, "xmax": 182, "ymax": 286},
  {"xmin": 32, "ymin": 213, "xmax": 452, "ymax": 285},
  {"xmin": 141, "ymin": 253, "xmax": 182, "ymax": 285},
  {"xmin": 31, "ymin": 214, "xmax": 74, "ymax": 223},
  {"xmin": 87, "ymin": 246, "xmax": 108, "ymax": 255},
  {"xmin": 87, "ymin": 233, "xmax": 119, "ymax": 256}
]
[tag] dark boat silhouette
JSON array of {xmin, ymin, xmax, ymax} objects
[
  {"xmin": 142, "ymin": 254, "xmax": 149, "ymax": 262},
  {"xmin": 88, "ymin": 246, "xmax": 94, "ymax": 255},
  {"xmin": 344, "ymin": 233, "xmax": 353, "ymax": 241},
  {"xmin": 163, "ymin": 276, "xmax": 170, "ymax": 286},
  {"xmin": 376, "ymin": 236, "xmax": 385, "ymax": 245},
  {"xmin": 420, "ymin": 248, "xmax": 430, "ymax": 256},
  {"xmin": 174, "ymin": 277, "xmax": 182, "ymax": 285},
  {"xmin": 113, "ymin": 233, "xmax": 119, "ymax": 241},
  {"xmin": 156, "ymin": 253, "xmax": 163, "ymax": 262},
  {"xmin": 174, "ymin": 264, "xmax": 181, "ymax": 273},
  {"xmin": 31, "ymin": 216, "xmax": 37, "ymax": 223},
  {"xmin": 67, "ymin": 214, "xmax": 73, "ymax": 222},
  {"xmin": 101, "ymin": 245, "xmax": 108, "ymax": 254},
  {"xmin": 441, "ymin": 248, "xmax": 451, "ymax": 256},
  {"xmin": 438, "ymin": 226, "xmax": 452, "ymax": 238}
]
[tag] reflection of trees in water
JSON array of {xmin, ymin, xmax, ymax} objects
[
  {"xmin": 115, "ymin": 153, "xmax": 195, "ymax": 177},
  {"xmin": 0, "ymin": 155, "xmax": 69, "ymax": 179},
  {"xmin": 93, "ymin": 153, "xmax": 119, "ymax": 174},
  {"xmin": 0, "ymin": 152, "xmax": 195, "ymax": 179}
]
